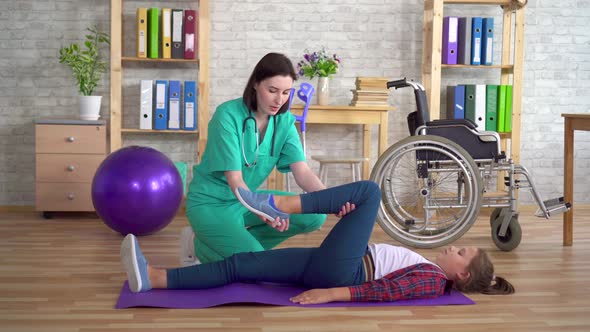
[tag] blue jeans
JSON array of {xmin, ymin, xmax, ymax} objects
[{"xmin": 167, "ymin": 181, "xmax": 381, "ymax": 289}]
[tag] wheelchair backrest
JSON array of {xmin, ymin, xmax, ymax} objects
[{"xmin": 407, "ymin": 89, "xmax": 430, "ymax": 136}]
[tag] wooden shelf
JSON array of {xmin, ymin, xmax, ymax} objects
[
  {"xmin": 442, "ymin": 64, "xmax": 513, "ymax": 70},
  {"xmin": 110, "ymin": 0, "xmax": 210, "ymax": 161},
  {"xmin": 421, "ymin": 0, "xmax": 525, "ymax": 167},
  {"xmin": 121, "ymin": 56, "xmax": 199, "ymax": 64},
  {"xmin": 422, "ymin": 0, "xmax": 525, "ymax": 192},
  {"xmin": 444, "ymin": 0, "xmax": 514, "ymax": 5},
  {"xmin": 121, "ymin": 128, "xmax": 199, "ymax": 134}
]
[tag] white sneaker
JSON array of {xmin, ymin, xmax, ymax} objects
[{"xmin": 180, "ymin": 226, "xmax": 201, "ymax": 266}]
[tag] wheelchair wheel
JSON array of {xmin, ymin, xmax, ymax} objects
[
  {"xmin": 489, "ymin": 207, "xmax": 502, "ymax": 225},
  {"xmin": 491, "ymin": 216, "xmax": 522, "ymax": 251},
  {"xmin": 370, "ymin": 135, "xmax": 482, "ymax": 249}
]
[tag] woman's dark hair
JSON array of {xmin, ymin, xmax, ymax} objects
[
  {"xmin": 243, "ymin": 53, "xmax": 297, "ymax": 115},
  {"xmin": 454, "ymin": 248, "xmax": 515, "ymax": 295}
]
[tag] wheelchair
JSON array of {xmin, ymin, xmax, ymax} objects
[{"xmin": 370, "ymin": 78, "xmax": 570, "ymax": 251}]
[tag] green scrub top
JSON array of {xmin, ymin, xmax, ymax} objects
[{"xmin": 187, "ymin": 97, "xmax": 305, "ymax": 205}]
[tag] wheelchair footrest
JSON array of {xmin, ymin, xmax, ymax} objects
[{"xmin": 535, "ymin": 196, "xmax": 572, "ymax": 218}]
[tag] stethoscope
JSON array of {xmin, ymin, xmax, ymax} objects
[{"xmin": 241, "ymin": 110, "xmax": 277, "ymax": 168}]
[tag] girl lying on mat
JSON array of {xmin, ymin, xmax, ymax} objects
[{"xmin": 121, "ymin": 181, "xmax": 514, "ymax": 304}]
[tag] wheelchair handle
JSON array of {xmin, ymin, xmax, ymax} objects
[
  {"xmin": 387, "ymin": 78, "xmax": 410, "ymax": 90},
  {"xmin": 387, "ymin": 78, "xmax": 425, "ymax": 92}
]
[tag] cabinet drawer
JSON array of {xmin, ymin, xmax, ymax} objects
[
  {"xmin": 35, "ymin": 182, "xmax": 94, "ymax": 211},
  {"xmin": 36, "ymin": 124, "xmax": 106, "ymax": 154},
  {"xmin": 36, "ymin": 154, "xmax": 104, "ymax": 183}
]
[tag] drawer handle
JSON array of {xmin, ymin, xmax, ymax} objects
[
  {"xmin": 67, "ymin": 193, "xmax": 75, "ymax": 200},
  {"xmin": 67, "ymin": 165, "xmax": 76, "ymax": 172},
  {"xmin": 67, "ymin": 136, "xmax": 75, "ymax": 142}
]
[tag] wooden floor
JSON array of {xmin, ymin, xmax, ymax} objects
[{"xmin": 1, "ymin": 206, "xmax": 589, "ymax": 332}]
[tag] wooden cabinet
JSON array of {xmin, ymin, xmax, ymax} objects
[
  {"xmin": 35, "ymin": 120, "xmax": 107, "ymax": 215},
  {"xmin": 109, "ymin": 0, "xmax": 210, "ymax": 158},
  {"xmin": 421, "ymin": 0, "xmax": 526, "ymax": 164}
]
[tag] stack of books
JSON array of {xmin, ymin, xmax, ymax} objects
[{"xmin": 350, "ymin": 77, "xmax": 390, "ymax": 106}]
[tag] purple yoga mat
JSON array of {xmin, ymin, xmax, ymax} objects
[{"xmin": 116, "ymin": 281, "xmax": 474, "ymax": 309}]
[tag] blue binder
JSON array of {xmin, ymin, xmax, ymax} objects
[
  {"xmin": 453, "ymin": 85, "xmax": 465, "ymax": 119},
  {"xmin": 470, "ymin": 17, "xmax": 483, "ymax": 65},
  {"xmin": 183, "ymin": 80, "xmax": 197, "ymax": 130},
  {"xmin": 168, "ymin": 80, "xmax": 181, "ymax": 130},
  {"xmin": 481, "ymin": 17, "xmax": 494, "ymax": 66},
  {"xmin": 154, "ymin": 80, "xmax": 168, "ymax": 130}
]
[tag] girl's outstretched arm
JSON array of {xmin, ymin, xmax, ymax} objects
[{"xmin": 290, "ymin": 287, "xmax": 351, "ymax": 305}]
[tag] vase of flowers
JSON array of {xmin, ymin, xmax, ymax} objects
[{"xmin": 297, "ymin": 48, "xmax": 341, "ymax": 105}]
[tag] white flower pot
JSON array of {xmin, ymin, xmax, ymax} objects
[{"xmin": 79, "ymin": 95, "xmax": 102, "ymax": 121}]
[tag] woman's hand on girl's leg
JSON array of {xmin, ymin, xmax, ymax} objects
[{"xmin": 334, "ymin": 202, "xmax": 356, "ymax": 218}]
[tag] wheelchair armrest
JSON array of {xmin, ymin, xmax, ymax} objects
[{"xmin": 426, "ymin": 119, "xmax": 478, "ymax": 130}]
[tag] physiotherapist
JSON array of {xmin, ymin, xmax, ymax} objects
[{"xmin": 180, "ymin": 53, "xmax": 353, "ymax": 265}]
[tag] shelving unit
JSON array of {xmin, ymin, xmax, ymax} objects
[
  {"xmin": 109, "ymin": 0, "xmax": 210, "ymax": 158},
  {"xmin": 421, "ymin": 0, "xmax": 525, "ymax": 164}
]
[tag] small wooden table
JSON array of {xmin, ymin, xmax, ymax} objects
[
  {"xmin": 562, "ymin": 113, "xmax": 590, "ymax": 246},
  {"xmin": 267, "ymin": 104, "xmax": 394, "ymax": 190}
]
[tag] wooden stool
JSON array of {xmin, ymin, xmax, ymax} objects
[{"xmin": 311, "ymin": 156, "xmax": 369, "ymax": 186}]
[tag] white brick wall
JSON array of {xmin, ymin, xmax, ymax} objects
[{"xmin": 1, "ymin": 0, "xmax": 588, "ymax": 206}]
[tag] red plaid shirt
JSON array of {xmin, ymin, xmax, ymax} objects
[{"xmin": 348, "ymin": 263, "xmax": 450, "ymax": 302}]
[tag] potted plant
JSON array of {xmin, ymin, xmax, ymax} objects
[
  {"xmin": 59, "ymin": 25, "xmax": 110, "ymax": 120},
  {"xmin": 297, "ymin": 48, "xmax": 341, "ymax": 105}
]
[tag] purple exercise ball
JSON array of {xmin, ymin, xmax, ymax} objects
[{"xmin": 92, "ymin": 146, "xmax": 183, "ymax": 236}]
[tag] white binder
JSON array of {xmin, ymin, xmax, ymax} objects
[
  {"xmin": 168, "ymin": 80, "xmax": 181, "ymax": 130},
  {"xmin": 139, "ymin": 80, "xmax": 153, "ymax": 130},
  {"xmin": 475, "ymin": 84, "xmax": 486, "ymax": 130}
]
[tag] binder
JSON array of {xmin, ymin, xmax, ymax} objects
[
  {"xmin": 183, "ymin": 80, "xmax": 197, "ymax": 130},
  {"xmin": 471, "ymin": 17, "xmax": 483, "ymax": 65},
  {"xmin": 485, "ymin": 85, "xmax": 498, "ymax": 131},
  {"xmin": 136, "ymin": 8, "xmax": 148, "ymax": 58},
  {"xmin": 184, "ymin": 10, "xmax": 197, "ymax": 59},
  {"xmin": 474, "ymin": 84, "xmax": 486, "ymax": 130},
  {"xmin": 161, "ymin": 8, "xmax": 172, "ymax": 59},
  {"xmin": 504, "ymin": 85, "xmax": 513, "ymax": 132},
  {"xmin": 497, "ymin": 85, "xmax": 507, "ymax": 132},
  {"xmin": 464, "ymin": 84, "xmax": 476, "ymax": 125},
  {"xmin": 457, "ymin": 17, "xmax": 471, "ymax": 65},
  {"xmin": 442, "ymin": 16, "xmax": 458, "ymax": 65},
  {"xmin": 139, "ymin": 80, "xmax": 153, "ymax": 130},
  {"xmin": 446, "ymin": 85, "xmax": 465, "ymax": 119},
  {"xmin": 481, "ymin": 17, "xmax": 494, "ymax": 66},
  {"xmin": 154, "ymin": 80, "xmax": 169, "ymax": 130},
  {"xmin": 171, "ymin": 9, "xmax": 184, "ymax": 59},
  {"xmin": 168, "ymin": 80, "xmax": 181, "ymax": 130},
  {"xmin": 147, "ymin": 8, "xmax": 159, "ymax": 58}
]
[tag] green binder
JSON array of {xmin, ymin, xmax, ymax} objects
[
  {"xmin": 496, "ymin": 85, "xmax": 507, "ymax": 132},
  {"xmin": 485, "ymin": 85, "xmax": 498, "ymax": 131},
  {"xmin": 504, "ymin": 85, "xmax": 513, "ymax": 132},
  {"xmin": 464, "ymin": 84, "xmax": 476, "ymax": 123},
  {"xmin": 147, "ymin": 8, "xmax": 159, "ymax": 58}
]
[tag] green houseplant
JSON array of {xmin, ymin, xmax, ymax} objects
[{"xmin": 59, "ymin": 26, "xmax": 110, "ymax": 120}]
